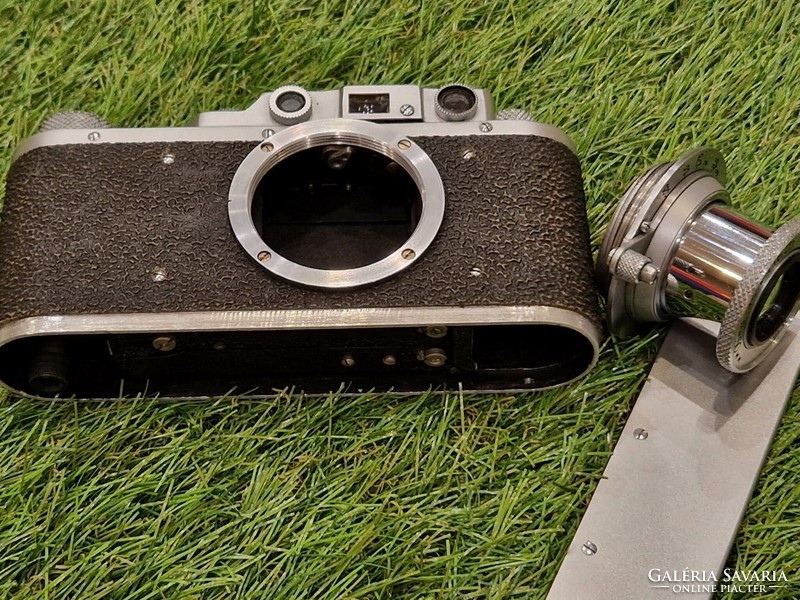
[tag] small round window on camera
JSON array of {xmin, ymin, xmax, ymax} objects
[
  {"xmin": 435, "ymin": 84, "xmax": 478, "ymax": 121},
  {"xmin": 268, "ymin": 85, "xmax": 312, "ymax": 125},
  {"xmin": 275, "ymin": 91, "xmax": 306, "ymax": 113}
]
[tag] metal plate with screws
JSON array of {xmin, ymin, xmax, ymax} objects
[{"xmin": 547, "ymin": 317, "xmax": 800, "ymax": 600}]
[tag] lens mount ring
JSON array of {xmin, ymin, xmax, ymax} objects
[
  {"xmin": 717, "ymin": 217, "xmax": 800, "ymax": 372},
  {"xmin": 599, "ymin": 147, "xmax": 727, "ymax": 338},
  {"xmin": 228, "ymin": 118, "xmax": 446, "ymax": 289}
]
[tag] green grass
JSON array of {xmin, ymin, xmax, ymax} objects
[{"xmin": 1, "ymin": 0, "xmax": 799, "ymax": 598}]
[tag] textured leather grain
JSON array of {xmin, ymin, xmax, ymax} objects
[{"xmin": 0, "ymin": 135, "xmax": 599, "ymax": 328}]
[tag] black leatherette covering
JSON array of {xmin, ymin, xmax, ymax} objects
[{"xmin": 0, "ymin": 135, "xmax": 600, "ymax": 328}]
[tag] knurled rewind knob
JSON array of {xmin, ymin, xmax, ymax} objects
[{"xmin": 40, "ymin": 111, "xmax": 111, "ymax": 132}]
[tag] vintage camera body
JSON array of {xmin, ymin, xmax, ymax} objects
[{"xmin": 0, "ymin": 84, "xmax": 601, "ymax": 398}]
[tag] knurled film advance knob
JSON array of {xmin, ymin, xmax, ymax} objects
[{"xmin": 40, "ymin": 111, "xmax": 111, "ymax": 131}]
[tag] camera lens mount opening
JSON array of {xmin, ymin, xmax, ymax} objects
[
  {"xmin": 252, "ymin": 144, "xmax": 423, "ymax": 271},
  {"xmin": 228, "ymin": 119, "xmax": 445, "ymax": 289}
]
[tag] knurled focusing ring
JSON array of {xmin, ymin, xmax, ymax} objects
[{"xmin": 717, "ymin": 217, "xmax": 800, "ymax": 372}]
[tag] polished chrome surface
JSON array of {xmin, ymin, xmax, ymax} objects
[
  {"xmin": 0, "ymin": 305, "xmax": 603, "ymax": 390},
  {"xmin": 599, "ymin": 147, "xmax": 800, "ymax": 372},
  {"xmin": 14, "ymin": 118, "xmax": 577, "ymax": 160},
  {"xmin": 665, "ymin": 205, "xmax": 769, "ymax": 322},
  {"xmin": 717, "ymin": 217, "xmax": 800, "ymax": 371},
  {"xmin": 16, "ymin": 84, "xmax": 578, "ymax": 161},
  {"xmin": 547, "ymin": 317, "xmax": 800, "ymax": 600},
  {"xmin": 227, "ymin": 118, "xmax": 446, "ymax": 289}
]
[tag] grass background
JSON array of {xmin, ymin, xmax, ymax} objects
[{"xmin": 1, "ymin": 0, "xmax": 799, "ymax": 598}]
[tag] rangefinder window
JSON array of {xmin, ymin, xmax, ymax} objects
[
  {"xmin": 252, "ymin": 144, "xmax": 422, "ymax": 270},
  {"xmin": 275, "ymin": 91, "xmax": 306, "ymax": 113},
  {"xmin": 348, "ymin": 93, "xmax": 391, "ymax": 114}
]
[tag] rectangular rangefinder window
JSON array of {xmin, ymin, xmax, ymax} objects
[{"xmin": 348, "ymin": 93, "xmax": 391, "ymax": 114}]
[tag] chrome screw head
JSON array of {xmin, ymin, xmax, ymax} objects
[{"xmin": 152, "ymin": 336, "xmax": 177, "ymax": 352}]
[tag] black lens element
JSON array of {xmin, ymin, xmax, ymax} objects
[
  {"xmin": 748, "ymin": 254, "xmax": 800, "ymax": 344},
  {"xmin": 437, "ymin": 85, "xmax": 477, "ymax": 114},
  {"xmin": 275, "ymin": 91, "xmax": 306, "ymax": 113}
]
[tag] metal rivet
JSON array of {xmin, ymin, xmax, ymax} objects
[
  {"xmin": 261, "ymin": 141, "xmax": 274, "ymax": 152},
  {"xmin": 152, "ymin": 336, "xmax": 176, "ymax": 352},
  {"xmin": 462, "ymin": 149, "xmax": 476, "ymax": 160},
  {"xmin": 152, "ymin": 267, "xmax": 167, "ymax": 282},
  {"xmin": 581, "ymin": 541, "xmax": 598, "ymax": 556},
  {"xmin": 401, "ymin": 248, "xmax": 415, "ymax": 260},
  {"xmin": 479, "ymin": 122, "xmax": 493, "ymax": 133},
  {"xmin": 162, "ymin": 154, "xmax": 175, "ymax": 165},
  {"xmin": 397, "ymin": 139, "xmax": 412, "ymax": 150},
  {"xmin": 341, "ymin": 354, "xmax": 355, "ymax": 368},
  {"xmin": 422, "ymin": 348, "xmax": 447, "ymax": 367},
  {"xmin": 469, "ymin": 267, "xmax": 483, "ymax": 277},
  {"xmin": 399, "ymin": 104, "xmax": 415, "ymax": 116},
  {"xmin": 633, "ymin": 428, "xmax": 649, "ymax": 440},
  {"xmin": 262, "ymin": 128, "xmax": 275, "ymax": 139},
  {"xmin": 382, "ymin": 355, "xmax": 397, "ymax": 366},
  {"xmin": 640, "ymin": 221, "xmax": 651, "ymax": 233},
  {"xmin": 258, "ymin": 251, "xmax": 271, "ymax": 262},
  {"xmin": 88, "ymin": 131, "xmax": 101, "ymax": 141},
  {"xmin": 424, "ymin": 325, "xmax": 448, "ymax": 338}
]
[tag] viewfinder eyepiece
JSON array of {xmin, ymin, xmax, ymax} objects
[{"xmin": 434, "ymin": 84, "xmax": 478, "ymax": 121}]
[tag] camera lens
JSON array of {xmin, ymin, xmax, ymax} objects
[
  {"xmin": 275, "ymin": 91, "xmax": 306, "ymax": 113},
  {"xmin": 599, "ymin": 147, "xmax": 800, "ymax": 372},
  {"xmin": 435, "ymin": 84, "xmax": 478, "ymax": 121}
]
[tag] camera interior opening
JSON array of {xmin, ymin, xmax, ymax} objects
[{"xmin": 251, "ymin": 144, "xmax": 423, "ymax": 271}]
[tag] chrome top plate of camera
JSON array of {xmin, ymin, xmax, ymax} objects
[{"xmin": 13, "ymin": 84, "xmax": 577, "ymax": 159}]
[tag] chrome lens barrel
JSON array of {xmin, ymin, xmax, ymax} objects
[
  {"xmin": 665, "ymin": 204, "xmax": 773, "ymax": 322},
  {"xmin": 598, "ymin": 147, "xmax": 800, "ymax": 372}
]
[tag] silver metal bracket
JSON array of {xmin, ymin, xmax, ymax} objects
[{"xmin": 547, "ymin": 317, "xmax": 800, "ymax": 600}]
